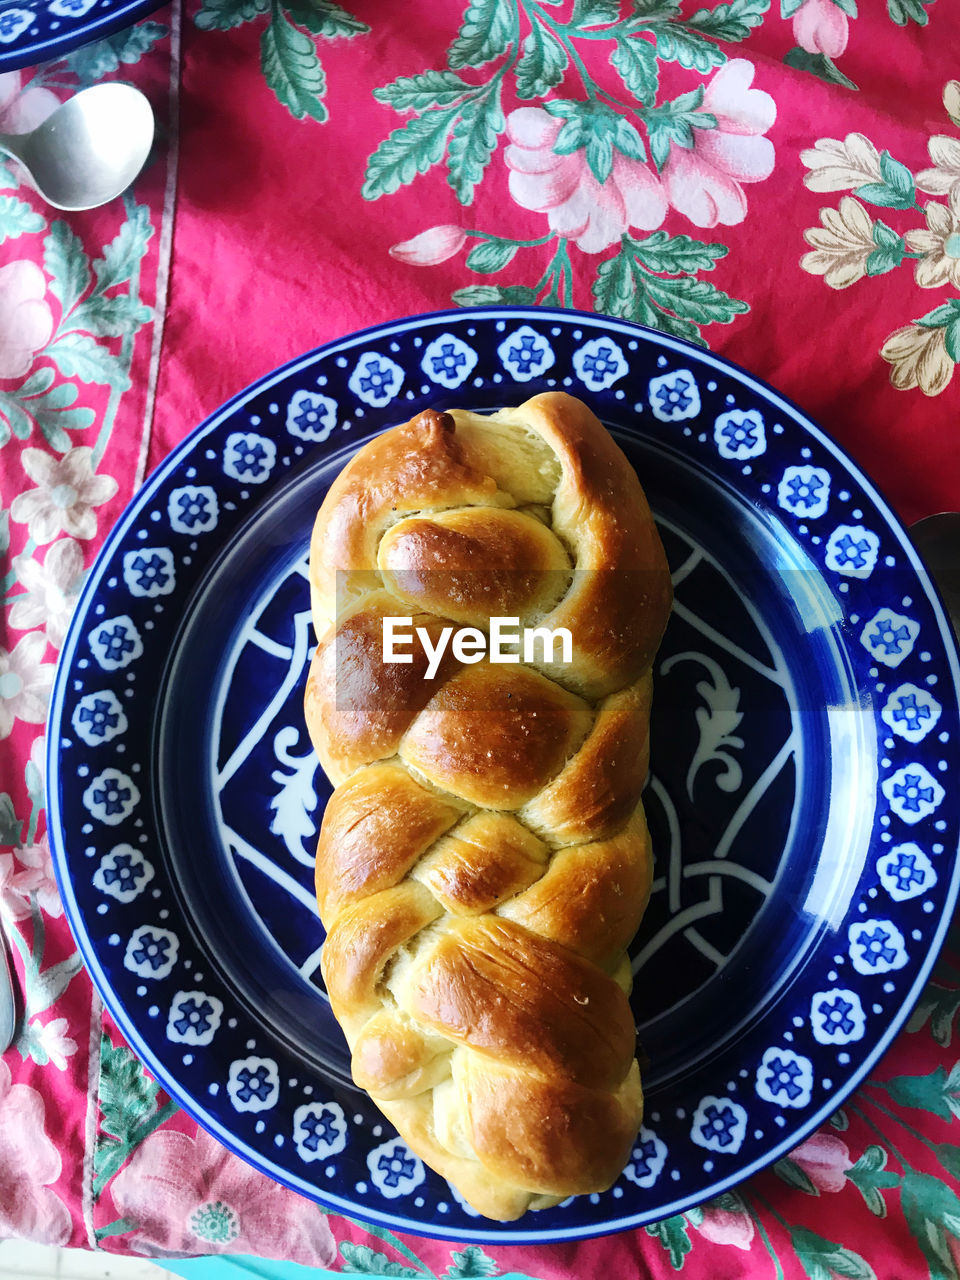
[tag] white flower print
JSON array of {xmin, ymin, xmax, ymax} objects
[
  {"xmin": 9, "ymin": 538, "xmax": 85, "ymax": 649},
  {"xmin": 10, "ymin": 447, "xmax": 118, "ymax": 545},
  {"xmin": 0, "ymin": 632, "xmax": 54, "ymax": 739},
  {"xmin": 0, "ymin": 850, "xmax": 42, "ymax": 922},
  {"xmin": 15, "ymin": 837, "xmax": 62, "ymax": 918},
  {"xmin": 31, "ymin": 1017, "xmax": 77, "ymax": 1071},
  {"xmin": 28, "ymin": 733, "xmax": 45, "ymax": 803}
]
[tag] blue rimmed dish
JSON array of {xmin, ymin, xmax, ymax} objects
[
  {"xmin": 0, "ymin": 0, "xmax": 162, "ymax": 74},
  {"xmin": 48, "ymin": 307, "xmax": 960, "ymax": 1243}
]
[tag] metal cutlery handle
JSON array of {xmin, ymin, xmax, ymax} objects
[{"xmin": 0, "ymin": 924, "xmax": 16, "ymax": 1054}]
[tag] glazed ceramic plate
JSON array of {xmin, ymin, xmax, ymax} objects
[
  {"xmin": 48, "ymin": 308, "xmax": 960, "ymax": 1243},
  {"xmin": 0, "ymin": 0, "xmax": 161, "ymax": 74}
]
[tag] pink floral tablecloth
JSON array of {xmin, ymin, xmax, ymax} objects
[{"xmin": 2, "ymin": 1, "xmax": 960, "ymax": 1276}]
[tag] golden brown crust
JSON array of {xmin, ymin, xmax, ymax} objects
[
  {"xmin": 462, "ymin": 1058, "xmax": 643, "ymax": 1195},
  {"xmin": 399, "ymin": 916, "xmax": 637, "ymax": 1090},
  {"xmin": 521, "ymin": 675, "xmax": 653, "ymax": 844},
  {"xmin": 305, "ymin": 593, "xmax": 460, "ymax": 785},
  {"xmin": 414, "ymin": 813, "xmax": 547, "ymax": 916},
  {"xmin": 498, "ymin": 809, "xmax": 654, "ymax": 971},
  {"xmin": 400, "ymin": 662, "xmax": 593, "ymax": 810},
  {"xmin": 305, "ymin": 392, "xmax": 672, "ymax": 1220},
  {"xmin": 309, "ymin": 409, "xmax": 502, "ymax": 624},
  {"xmin": 315, "ymin": 765, "xmax": 462, "ymax": 920},
  {"xmin": 379, "ymin": 507, "xmax": 570, "ymax": 625}
]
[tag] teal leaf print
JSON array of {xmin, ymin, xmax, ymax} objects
[
  {"xmin": 880, "ymin": 1063, "xmax": 960, "ymax": 1120},
  {"xmin": 448, "ymin": 0, "xmax": 514, "ymax": 70},
  {"xmin": 0, "ymin": 794, "xmax": 21, "ymax": 846},
  {"xmin": 684, "ymin": 0, "xmax": 769, "ymax": 39},
  {"xmin": 94, "ymin": 1218, "xmax": 136, "ymax": 1243},
  {"xmin": 94, "ymin": 1035, "xmax": 179, "ymax": 1197},
  {"xmin": 46, "ymin": 334, "xmax": 129, "ymax": 389},
  {"xmin": 783, "ymin": 47, "xmax": 858, "ymax": 89},
  {"xmin": 631, "ymin": 228, "xmax": 727, "ymax": 273},
  {"xmin": 645, "ymin": 1214, "xmax": 694, "ymax": 1269},
  {"xmin": 26, "ymin": 952, "xmax": 84, "ymax": 1017},
  {"xmin": 44, "ymin": 222, "xmax": 92, "ymax": 316},
  {"xmin": 866, "ymin": 218, "xmax": 906, "ymax": 275},
  {"xmin": 652, "ymin": 23, "xmax": 726, "ymax": 72},
  {"xmin": 282, "ymin": 0, "xmax": 368, "ymax": 36},
  {"xmin": 447, "ymin": 86, "xmax": 505, "ymax": 204},
  {"xmin": 546, "ymin": 99, "xmax": 645, "ymax": 180},
  {"xmin": 261, "ymin": 5, "xmax": 328, "ymax": 122},
  {"xmin": 790, "ymin": 1228, "xmax": 876, "ymax": 1280},
  {"xmin": 196, "ymin": 0, "xmax": 364, "ymax": 119},
  {"xmin": 774, "ymin": 1155, "xmax": 819, "ymax": 1194},
  {"xmin": 571, "ymin": 0, "xmax": 620, "ymax": 25},
  {"xmin": 609, "ymin": 37, "xmax": 659, "ymax": 106},
  {"xmin": 645, "ymin": 302, "xmax": 707, "ymax": 344},
  {"xmin": 914, "ymin": 299, "xmax": 960, "ymax": 328},
  {"xmin": 0, "ymin": 196, "xmax": 44, "ymax": 245},
  {"xmin": 630, "ymin": 0, "xmax": 683, "ymax": 17},
  {"xmin": 781, "ymin": 0, "xmax": 804, "ymax": 12},
  {"xmin": 908, "ymin": 983, "xmax": 960, "ymax": 1046},
  {"xmin": 93, "ymin": 204, "xmax": 153, "ymax": 293},
  {"xmin": 643, "ymin": 86, "xmax": 716, "ymax": 171},
  {"xmin": 466, "ymin": 238, "xmax": 519, "ymax": 271},
  {"xmin": 829, "ymin": 0, "xmax": 857, "ymax": 14},
  {"xmin": 374, "ymin": 69, "xmax": 474, "ymax": 111},
  {"xmin": 66, "ymin": 296, "xmax": 153, "ymax": 338},
  {"xmin": 0, "ymin": 392, "xmax": 34, "ymax": 445},
  {"xmin": 452, "ymin": 283, "xmax": 537, "ymax": 304},
  {"xmin": 445, "ymin": 1245, "xmax": 499, "ymax": 1277},
  {"xmin": 855, "ymin": 150, "xmax": 916, "ymax": 210},
  {"xmin": 0, "ymin": 510, "xmax": 8, "ymax": 555},
  {"xmin": 195, "ymin": 0, "xmax": 269, "ymax": 31},
  {"xmin": 934, "ymin": 1143, "xmax": 960, "ymax": 1181},
  {"xmin": 844, "ymin": 1144, "xmax": 900, "ymax": 1217},
  {"xmin": 515, "ymin": 20, "xmax": 569, "ymax": 100},
  {"xmin": 64, "ymin": 22, "xmax": 168, "ymax": 78},
  {"xmin": 829, "ymin": 1108, "xmax": 850, "ymax": 1130},
  {"xmin": 19, "ymin": 383, "xmax": 96, "ymax": 451},
  {"xmin": 0, "ymin": 344, "xmax": 107, "ymax": 451},
  {"xmin": 887, "ymin": 0, "xmax": 935, "ymax": 24},
  {"xmin": 364, "ymin": 105, "xmax": 460, "ymax": 199},
  {"xmin": 644, "ymin": 272, "xmax": 747, "ymax": 327},
  {"xmin": 901, "ymin": 1171, "xmax": 960, "ymax": 1280},
  {"xmin": 338, "ymin": 1242, "xmax": 420, "ymax": 1277},
  {"xmin": 592, "ymin": 234, "xmax": 744, "ymax": 342},
  {"xmin": 18, "ymin": 1020, "xmax": 52, "ymax": 1068}
]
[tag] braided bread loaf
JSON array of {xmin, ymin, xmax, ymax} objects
[{"xmin": 304, "ymin": 392, "xmax": 672, "ymax": 1220}]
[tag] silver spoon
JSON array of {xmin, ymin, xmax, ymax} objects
[
  {"xmin": 0, "ymin": 82, "xmax": 154, "ymax": 212},
  {"xmin": 0, "ymin": 931, "xmax": 13, "ymax": 1055},
  {"xmin": 910, "ymin": 512, "xmax": 960, "ymax": 639}
]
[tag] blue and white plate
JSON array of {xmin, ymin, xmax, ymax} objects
[
  {"xmin": 48, "ymin": 308, "xmax": 960, "ymax": 1244},
  {"xmin": 0, "ymin": 0, "xmax": 161, "ymax": 73}
]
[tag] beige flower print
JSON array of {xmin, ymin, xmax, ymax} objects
[
  {"xmin": 799, "ymin": 133, "xmax": 883, "ymax": 193},
  {"xmin": 943, "ymin": 80, "xmax": 960, "ymax": 130},
  {"xmin": 916, "ymin": 133, "xmax": 960, "ymax": 201},
  {"xmin": 9, "ymin": 538, "xmax": 85, "ymax": 650},
  {"xmin": 801, "ymin": 197, "xmax": 875, "ymax": 289},
  {"xmin": 0, "ymin": 632, "xmax": 54, "ymax": 739},
  {"xmin": 10, "ymin": 447, "xmax": 117, "ymax": 545},
  {"xmin": 906, "ymin": 187, "xmax": 960, "ymax": 288},
  {"xmin": 800, "ymin": 79, "xmax": 960, "ymax": 398},
  {"xmin": 880, "ymin": 324, "xmax": 954, "ymax": 396}
]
